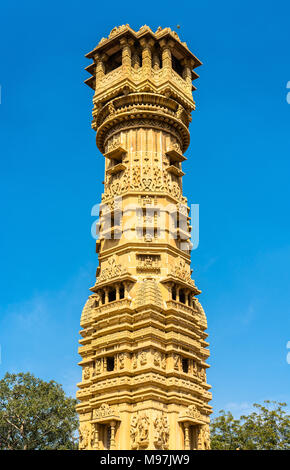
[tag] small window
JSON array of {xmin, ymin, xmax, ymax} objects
[
  {"xmin": 179, "ymin": 289, "xmax": 186, "ymax": 304},
  {"xmin": 108, "ymin": 289, "xmax": 116, "ymax": 302},
  {"xmin": 172, "ymin": 55, "xmax": 184, "ymax": 78},
  {"xmin": 106, "ymin": 425, "xmax": 111, "ymax": 449},
  {"xmin": 182, "ymin": 358, "xmax": 189, "ymax": 373},
  {"xmin": 172, "ymin": 286, "xmax": 176, "ymax": 301},
  {"xmin": 107, "ymin": 357, "xmax": 115, "ymax": 371},
  {"xmin": 119, "ymin": 284, "xmax": 125, "ymax": 299},
  {"xmin": 105, "ymin": 51, "xmax": 122, "ymax": 74}
]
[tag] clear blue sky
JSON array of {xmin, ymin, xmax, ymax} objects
[{"xmin": 0, "ymin": 0, "xmax": 290, "ymax": 417}]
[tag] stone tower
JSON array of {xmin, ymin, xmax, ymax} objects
[{"xmin": 77, "ymin": 25, "xmax": 212, "ymax": 451}]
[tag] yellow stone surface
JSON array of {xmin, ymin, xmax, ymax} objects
[{"xmin": 77, "ymin": 24, "xmax": 212, "ymax": 450}]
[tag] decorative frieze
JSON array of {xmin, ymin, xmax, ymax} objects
[{"xmin": 136, "ymin": 254, "xmax": 160, "ymax": 273}]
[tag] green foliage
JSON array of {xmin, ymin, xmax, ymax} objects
[
  {"xmin": 0, "ymin": 372, "xmax": 79, "ymax": 450},
  {"xmin": 210, "ymin": 400, "xmax": 290, "ymax": 450}
]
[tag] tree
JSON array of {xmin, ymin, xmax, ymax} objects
[
  {"xmin": 0, "ymin": 372, "xmax": 78, "ymax": 450},
  {"xmin": 210, "ymin": 400, "xmax": 290, "ymax": 450}
]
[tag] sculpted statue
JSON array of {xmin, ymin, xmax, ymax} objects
[
  {"xmin": 140, "ymin": 351, "xmax": 147, "ymax": 365},
  {"xmin": 130, "ymin": 413, "xmax": 149, "ymax": 449},
  {"xmin": 173, "ymin": 354, "xmax": 180, "ymax": 370},
  {"xmin": 132, "ymin": 354, "xmax": 137, "ymax": 369},
  {"xmin": 154, "ymin": 351, "xmax": 161, "ymax": 366},
  {"xmin": 201, "ymin": 425, "xmax": 210, "ymax": 450},
  {"xmin": 161, "ymin": 354, "xmax": 166, "ymax": 370},
  {"xmin": 89, "ymin": 425, "xmax": 95, "ymax": 450},
  {"xmin": 119, "ymin": 353, "xmax": 125, "ymax": 369},
  {"xmin": 83, "ymin": 366, "xmax": 91, "ymax": 380},
  {"xmin": 130, "ymin": 415, "xmax": 138, "ymax": 449},
  {"xmin": 154, "ymin": 413, "xmax": 169, "ymax": 449},
  {"xmin": 139, "ymin": 414, "xmax": 149, "ymax": 442},
  {"xmin": 95, "ymin": 358, "xmax": 102, "ymax": 374},
  {"xmin": 79, "ymin": 424, "xmax": 89, "ymax": 450}
]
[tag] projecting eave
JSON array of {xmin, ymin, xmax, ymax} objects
[
  {"xmin": 160, "ymin": 275, "xmax": 201, "ymax": 295},
  {"xmin": 84, "ymin": 76, "xmax": 95, "ymax": 90},
  {"xmin": 89, "ymin": 273, "xmax": 137, "ymax": 291},
  {"xmin": 85, "ymin": 63, "xmax": 95, "ymax": 76},
  {"xmin": 85, "ymin": 25, "xmax": 202, "ymax": 70}
]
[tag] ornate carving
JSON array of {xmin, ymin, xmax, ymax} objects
[
  {"xmin": 193, "ymin": 298, "xmax": 208, "ymax": 327},
  {"xmin": 153, "ymin": 412, "xmax": 170, "ymax": 449},
  {"xmin": 95, "ymin": 358, "xmax": 102, "ymax": 374},
  {"xmin": 79, "ymin": 423, "xmax": 90, "ymax": 450},
  {"xmin": 109, "ymin": 24, "xmax": 130, "ymax": 39},
  {"xmin": 118, "ymin": 353, "xmax": 125, "ymax": 369},
  {"xmin": 131, "ymin": 413, "xmax": 150, "ymax": 449},
  {"xmin": 173, "ymin": 354, "xmax": 180, "ymax": 370},
  {"xmin": 132, "ymin": 354, "xmax": 137, "ymax": 369},
  {"xmin": 83, "ymin": 366, "xmax": 91, "ymax": 380},
  {"xmin": 140, "ymin": 351, "xmax": 147, "ymax": 365},
  {"xmin": 134, "ymin": 278, "xmax": 163, "ymax": 308},
  {"xmin": 94, "ymin": 403, "xmax": 116, "ymax": 419},
  {"xmin": 136, "ymin": 254, "xmax": 160, "ymax": 272},
  {"xmin": 161, "ymin": 354, "xmax": 166, "ymax": 370},
  {"xmin": 108, "ymin": 101, "xmax": 115, "ymax": 116},
  {"xmin": 106, "ymin": 137, "xmax": 121, "ymax": 153},
  {"xmin": 95, "ymin": 255, "xmax": 126, "ymax": 284},
  {"xmin": 200, "ymin": 425, "xmax": 210, "ymax": 450},
  {"xmin": 132, "ymin": 165, "xmax": 141, "ymax": 189},
  {"xmin": 170, "ymin": 258, "xmax": 197, "ymax": 289},
  {"xmin": 81, "ymin": 294, "xmax": 99, "ymax": 324},
  {"xmin": 154, "ymin": 351, "xmax": 161, "ymax": 366},
  {"xmin": 103, "ymin": 119, "xmax": 184, "ymax": 154},
  {"xmin": 186, "ymin": 404, "xmax": 201, "ymax": 420}
]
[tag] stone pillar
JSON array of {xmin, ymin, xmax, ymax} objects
[
  {"xmin": 140, "ymin": 38, "xmax": 154, "ymax": 75},
  {"xmin": 104, "ymin": 287, "xmax": 109, "ymax": 304},
  {"xmin": 116, "ymin": 284, "xmax": 120, "ymax": 301},
  {"xmin": 94, "ymin": 423, "xmax": 100, "ymax": 450},
  {"xmin": 124, "ymin": 282, "xmax": 129, "ymax": 299},
  {"xmin": 184, "ymin": 423, "xmax": 190, "ymax": 450},
  {"xmin": 176, "ymin": 286, "xmax": 180, "ymax": 303},
  {"xmin": 182, "ymin": 58, "xmax": 194, "ymax": 92},
  {"xmin": 101, "ymin": 290, "xmax": 105, "ymax": 305},
  {"xmin": 94, "ymin": 53, "xmax": 107, "ymax": 82},
  {"xmin": 120, "ymin": 38, "xmax": 133, "ymax": 72},
  {"xmin": 169, "ymin": 282, "xmax": 174, "ymax": 301},
  {"xmin": 110, "ymin": 421, "xmax": 116, "ymax": 449},
  {"xmin": 132, "ymin": 51, "xmax": 141, "ymax": 69},
  {"xmin": 152, "ymin": 52, "xmax": 160, "ymax": 71},
  {"xmin": 190, "ymin": 292, "xmax": 193, "ymax": 306},
  {"xmin": 186, "ymin": 290, "xmax": 191, "ymax": 306},
  {"xmin": 160, "ymin": 39, "xmax": 174, "ymax": 70}
]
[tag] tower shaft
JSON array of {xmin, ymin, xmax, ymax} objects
[{"xmin": 77, "ymin": 25, "xmax": 212, "ymax": 451}]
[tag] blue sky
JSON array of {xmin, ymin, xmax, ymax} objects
[{"xmin": 0, "ymin": 0, "xmax": 290, "ymax": 417}]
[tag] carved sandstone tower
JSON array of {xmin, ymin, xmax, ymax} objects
[{"xmin": 77, "ymin": 25, "xmax": 212, "ymax": 451}]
